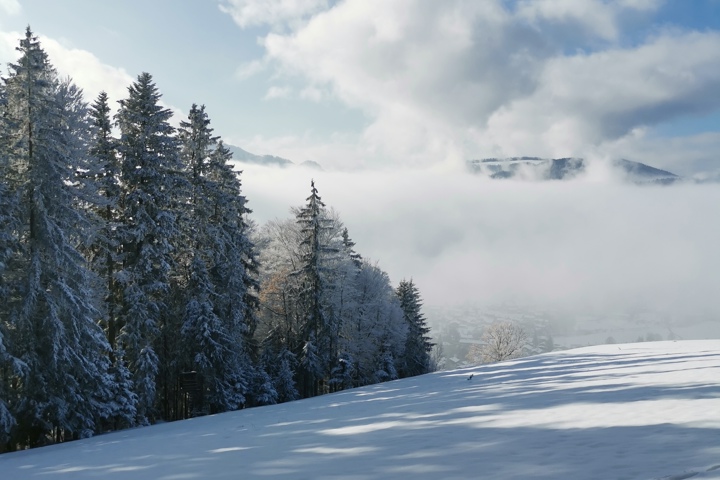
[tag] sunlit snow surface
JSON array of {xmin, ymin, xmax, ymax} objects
[{"xmin": 2, "ymin": 340, "xmax": 719, "ymax": 479}]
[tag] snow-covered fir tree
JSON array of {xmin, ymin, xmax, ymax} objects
[
  {"xmin": 0, "ymin": 79, "xmax": 21, "ymax": 450},
  {"xmin": 341, "ymin": 227, "xmax": 362, "ymax": 269},
  {"xmin": 258, "ymin": 339, "xmax": 297, "ymax": 403},
  {"xmin": 0, "ymin": 28, "xmax": 115, "ymax": 448},
  {"xmin": 206, "ymin": 141, "xmax": 264, "ymax": 404},
  {"xmin": 0, "ymin": 172, "xmax": 22, "ymax": 451},
  {"xmin": 206, "ymin": 141, "xmax": 260, "ymax": 348},
  {"xmin": 86, "ymin": 91, "xmax": 137, "ymax": 430},
  {"xmin": 114, "ymin": 72, "xmax": 185, "ymax": 425},
  {"xmin": 174, "ymin": 105, "xmax": 258, "ymax": 415},
  {"xmin": 335, "ymin": 262, "xmax": 407, "ymax": 387},
  {"xmin": 88, "ymin": 91, "xmax": 121, "ymax": 350},
  {"xmin": 292, "ymin": 181, "xmax": 338, "ymax": 397},
  {"xmin": 396, "ymin": 279, "xmax": 434, "ymax": 377}
]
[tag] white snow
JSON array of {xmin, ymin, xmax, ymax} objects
[{"xmin": 1, "ymin": 340, "xmax": 719, "ymax": 479}]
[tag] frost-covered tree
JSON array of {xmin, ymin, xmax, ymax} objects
[
  {"xmin": 114, "ymin": 72, "xmax": 184, "ymax": 424},
  {"xmin": 477, "ymin": 321, "xmax": 527, "ymax": 363},
  {"xmin": 0, "ymin": 81, "xmax": 21, "ymax": 449},
  {"xmin": 0, "ymin": 28, "xmax": 114, "ymax": 447},
  {"xmin": 255, "ymin": 194, "xmax": 408, "ymax": 397},
  {"xmin": 337, "ymin": 262, "xmax": 406, "ymax": 387},
  {"xmin": 88, "ymin": 92, "xmax": 121, "ymax": 348},
  {"xmin": 342, "ymin": 227, "xmax": 362, "ymax": 268},
  {"xmin": 173, "ymin": 105, "xmax": 259, "ymax": 415},
  {"xmin": 86, "ymin": 91, "xmax": 136, "ymax": 429},
  {"xmin": 396, "ymin": 279, "xmax": 433, "ymax": 377},
  {"xmin": 258, "ymin": 339, "xmax": 298, "ymax": 404},
  {"xmin": 0, "ymin": 176, "xmax": 21, "ymax": 450},
  {"xmin": 291, "ymin": 181, "xmax": 342, "ymax": 397},
  {"xmin": 206, "ymin": 141, "xmax": 260, "ymax": 346},
  {"xmin": 180, "ymin": 257, "xmax": 248, "ymax": 413}
]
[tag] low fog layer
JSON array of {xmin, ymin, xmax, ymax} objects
[{"xmin": 239, "ymin": 162, "xmax": 720, "ymax": 321}]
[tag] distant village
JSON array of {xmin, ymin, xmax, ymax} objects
[{"xmin": 425, "ymin": 303, "xmax": 715, "ymax": 370}]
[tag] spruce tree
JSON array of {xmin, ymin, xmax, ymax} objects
[
  {"xmin": 259, "ymin": 339, "xmax": 297, "ymax": 404},
  {"xmin": 114, "ymin": 72, "xmax": 184, "ymax": 424},
  {"xmin": 0, "ymin": 156, "xmax": 21, "ymax": 450},
  {"xmin": 207, "ymin": 141, "xmax": 260, "ymax": 347},
  {"xmin": 175, "ymin": 105, "xmax": 257, "ymax": 414},
  {"xmin": 396, "ymin": 279, "xmax": 433, "ymax": 377},
  {"xmin": 88, "ymin": 91, "xmax": 121, "ymax": 350},
  {"xmin": 341, "ymin": 227, "xmax": 362, "ymax": 268},
  {"xmin": 0, "ymin": 80, "xmax": 20, "ymax": 449},
  {"xmin": 1, "ymin": 28, "xmax": 114, "ymax": 447},
  {"xmin": 87, "ymin": 91, "xmax": 136, "ymax": 429},
  {"xmin": 293, "ymin": 181, "xmax": 334, "ymax": 397}
]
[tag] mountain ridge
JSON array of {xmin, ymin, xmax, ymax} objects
[
  {"xmin": 224, "ymin": 144, "xmax": 697, "ymax": 184},
  {"xmin": 468, "ymin": 157, "xmax": 681, "ymax": 183},
  {"xmin": 226, "ymin": 144, "xmax": 323, "ymax": 170}
]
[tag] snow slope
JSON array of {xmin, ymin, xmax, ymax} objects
[{"xmin": 1, "ymin": 340, "xmax": 719, "ymax": 479}]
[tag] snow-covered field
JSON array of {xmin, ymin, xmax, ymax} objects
[{"xmin": 1, "ymin": 340, "xmax": 719, "ymax": 479}]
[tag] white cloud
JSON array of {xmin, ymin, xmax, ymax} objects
[
  {"xmin": 0, "ymin": 30, "xmax": 18, "ymax": 65},
  {"xmin": 235, "ymin": 58, "xmax": 266, "ymax": 80},
  {"xmin": 0, "ymin": 0, "xmax": 20, "ymax": 16},
  {"xmin": 263, "ymin": 85, "xmax": 292, "ymax": 100},
  {"xmin": 38, "ymin": 35, "xmax": 135, "ymax": 110},
  {"xmin": 299, "ymin": 86, "xmax": 323, "ymax": 102},
  {"xmin": 219, "ymin": 0, "xmax": 328, "ymax": 29},
  {"xmin": 515, "ymin": 0, "xmax": 662, "ymax": 41},
  {"xmin": 482, "ymin": 31, "xmax": 720, "ymax": 158}
]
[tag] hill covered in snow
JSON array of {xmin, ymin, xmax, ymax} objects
[
  {"xmin": 225, "ymin": 144, "xmax": 323, "ymax": 170},
  {"xmin": 1, "ymin": 340, "xmax": 719, "ymax": 479},
  {"xmin": 467, "ymin": 157, "xmax": 681, "ymax": 183}
]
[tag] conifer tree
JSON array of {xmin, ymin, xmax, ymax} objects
[
  {"xmin": 293, "ymin": 181, "xmax": 335, "ymax": 397},
  {"xmin": 207, "ymin": 141, "xmax": 260, "ymax": 346},
  {"xmin": 114, "ymin": 72, "xmax": 184, "ymax": 424},
  {"xmin": 396, "ymin": 279, "xmax": 433, "ymax": 377},
  {"xmin": 0, "ymin": 28, "xmax": 114, "ymax": 447},
  {"xmin": 175, "ymin": 105, "xmax": 259, "ymax": 414},
  {"xmin": 341, "ymin": 227, "xmax": 362, "ymax": 268},
  {"xmin": 0, "ymin": 81, "xmax": 20, "ymax": 448},
  {"xmin": 259, "ymin": 339, "xmax": 297, "ymax": 403},
  {"xmin": 87, "ymin": 91, "xmax": 136, "ymax": 429},
  {"xmin": 88, "ymin": 92, "xmax": 121, "ymax": 348},
  {"xmin": 0, "ymin": 165, "xmax": 21, "ymax": 449}
]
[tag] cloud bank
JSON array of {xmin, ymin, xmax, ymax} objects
[{"xmin": 239, "ymin": 163, "xmax": 720, "ymax": 320}]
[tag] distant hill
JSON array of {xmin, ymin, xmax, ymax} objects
[
  {"xmin": 467, "ymin": 157, "xmax": 681, "ymax": 184},
  {"xmin": 223, "ymin": 144, "xmax": 681, "ymax": 182},
  {"xmin": 225, "ymin": 144, "xmax": 293, "ymax": 167},
  {"xmin": 225, "ymin": 144, "xmax": 323, "ymax": 170}
]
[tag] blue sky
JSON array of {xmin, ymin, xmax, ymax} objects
[{"xmin": 0, "ymin": 0, "xmax": 719, "ymax": 174}]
